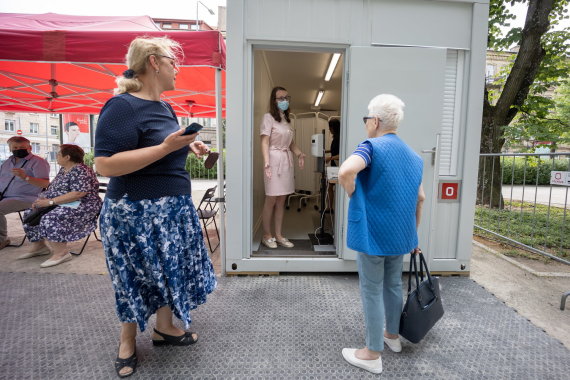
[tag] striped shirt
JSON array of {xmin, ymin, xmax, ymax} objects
[{"xmin": 352, "ymin": 141, "xmax": 372, "ymax": 167}]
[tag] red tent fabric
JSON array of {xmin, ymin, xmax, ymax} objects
[{"xmin": 0, "ymin": 13, "xmax": 226, "ymax": 117}]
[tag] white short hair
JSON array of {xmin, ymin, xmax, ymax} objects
[{"xmin": 367, "ymin": 94, "xmax": 405, "ymax": 131}]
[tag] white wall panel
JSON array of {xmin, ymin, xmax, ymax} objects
[
  {"xmin": 293, "ymin": 116, "xmax": 319, "ymax": 194},
  {"xmin": 244, "ymin": 0, "xmax": 473, "ymax": 49},
  {"xmin": 370, "ymin": 0, "xmax": 472, "ymax": 49}
]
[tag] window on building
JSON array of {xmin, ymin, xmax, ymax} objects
[
  {"xmin": 179, "ymin": 23, "xmax": 189, "ymax": 29},
  {"xmin": 50, "ymin": 144, "xmax": 59, "ymax": 161},
  {"xmin": 30, "ymin": 122, "xmax": 39, "ymax": 134},
  {"xmin": 486, "ymin": 64, "xmax": 496, "ymax": 83},
  {"xmin": 162, "ymin": 23, "xmax": 172, "ymax": 29},
  {"xmin": 50, "ymin": 125, "xmax": 59, "ymax": 135},
  {"xmin": 31, "ymin": 143, "xmax": 41, "ymax": 154},
  {"xmin": 4, "ymin": 120, "xmax": 15, "ymax": 132}
]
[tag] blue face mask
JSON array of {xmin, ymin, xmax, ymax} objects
[{"xmin": 277, "ymin": 100, "xmax": 289, "ymax": 111}]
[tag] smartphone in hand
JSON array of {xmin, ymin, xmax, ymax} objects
[{"xmin": 182, "ymin": 122, "xmax": 203, "ymax": 135}]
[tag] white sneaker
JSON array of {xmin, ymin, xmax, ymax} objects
[
  {"xmin": 341, "ymin": 348, "xmax": 382, "ymax": 374},
  {"xmin": 17, "ymin": 247, "xmax": 51, "ymax": 260},
  {"xmin": 384, "ymin": 335, "xmax": 402, "ymax": 353}
]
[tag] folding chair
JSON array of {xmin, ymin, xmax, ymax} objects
[
  {"xmin": 196, "ymin": 186, "xmax": 220, "ymax": 253},
  {"xmin": 8, "ymin": 209, "xmax": 29, "ymax": 247},
  {"xmin": 70, "ymin": 183, "xmax": 106, "ymax": 256}
]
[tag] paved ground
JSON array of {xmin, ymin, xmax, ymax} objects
[
  {"xmin": 1, "ymin": 201, "xmax": 569, "ymax": 379},
  {"xmin": 502, "ymin": 185, "xmax": 568, "ymax": 208},
  {"xmin": 1, "ymin": 272, "xmax": 569, "ymax": 380}
]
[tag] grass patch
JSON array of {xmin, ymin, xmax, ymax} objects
[
  {"xmin": 501, "ymin": 248, "xmax": 551, "ymax": 263},
  {"xmin": 474, "ymin": 200, "xmax": 569, "ymax": 260}
]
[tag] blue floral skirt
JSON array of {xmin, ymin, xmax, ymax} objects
[{"xmin": 99, "ymin": 194, "xmax": 217, "ymax": 331}]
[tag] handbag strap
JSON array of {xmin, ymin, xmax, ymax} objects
[
  {"xmin": 0, "ymin": 159, "xmax": 28, "ymax": 198},
  {"xmin": 418, "ymin": 251, "xmax": 435, "ymax": 289},
  {"xmin": 407, "ymin": 250, "xmax": 436, "ymax": 295},
  {"xmin": 407, "ymin": 252, "xmax": 422, "ymax": 294}
]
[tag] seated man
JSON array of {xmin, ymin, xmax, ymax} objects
[{"xmin": 0, "ymin": 136, "xmax": 50, "ymax": 249}]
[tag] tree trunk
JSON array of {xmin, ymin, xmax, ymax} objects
[
  {"xmin": 478, "ymin": 0, "xmax": 554, "ymax": 208},
  {"xmin": 477, "ymin": 89, "xmax": 505, "ymax": 208}
]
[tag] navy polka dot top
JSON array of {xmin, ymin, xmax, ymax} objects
[{"xmin": 95, "ymin": 93, "xmax": 191, "ymax": 201}]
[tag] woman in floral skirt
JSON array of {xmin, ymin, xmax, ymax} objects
[{"xmin": 94, "ymin": 36, "xmax": 216, "ymax": 378}]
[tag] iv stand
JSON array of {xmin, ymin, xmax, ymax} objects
[{"xmin": 309, "ymin": 129, "xmax": 334, "ymax": 246}]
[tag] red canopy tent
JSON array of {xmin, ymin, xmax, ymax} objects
[{"xmin": 0, "ymin": 13, "xmax": 226, "ymax": 117}]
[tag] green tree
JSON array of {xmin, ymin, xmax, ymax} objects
[
  {"xmin": 553, "ymin": 78, "xmax": 570, "ymax": 134},
  {"xmin": 479, "ymin": 0, "xmax": 569, "ymax": 207}
]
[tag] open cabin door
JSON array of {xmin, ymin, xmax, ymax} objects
[{"xmin": 341, "ymin": 46, "xmax": 446, "ymax": 264}]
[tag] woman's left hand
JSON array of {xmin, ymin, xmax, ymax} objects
[
  {"xmin": 190, "ymin": 141, "xmax": 210, "ymax": 158},
  {"xmin": 32, "ymin": 198, "xmax": 52, "ymax": 209},
  {"xmin": 298, "ymin": 152, "xmax": 306, "ymax": 169}
]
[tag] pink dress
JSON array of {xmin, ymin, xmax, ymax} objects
[{"xmin": 260, "ymin": 113, "xmax": 295, "ymax": 196}]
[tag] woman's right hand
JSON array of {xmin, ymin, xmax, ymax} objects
[
  {"xmin": 161, "ymin": 128, "xmax": 198, "ymax": 153},
  {"xmin": 264, "ymin": 163, "xmax": 272, "ymax": 179}
]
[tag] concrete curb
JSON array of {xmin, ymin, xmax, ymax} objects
[{"xmin": 473, "ymin": 240, "xmax": 570, "ymax": 278}]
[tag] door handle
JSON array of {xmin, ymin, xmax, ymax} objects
[{"xmin": 422, "ymin": 147, "xmax": 437, "ymax": 166}]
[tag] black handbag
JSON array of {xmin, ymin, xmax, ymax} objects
[
  {"xmin": 23, "ymin": 205, "xmax": 57, "ymax": 226},
  {"xmin": 399, "ymin": 251, "xmax": 444, "ymax": 343}
]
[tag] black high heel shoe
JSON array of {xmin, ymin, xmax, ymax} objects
[
  {"xmin": 114, "ymin": 347, "xmax": 137, "ymax": 378},
  {"xmin": 152, "ymin": 328, "xmax": 198, "ymax": 346}
]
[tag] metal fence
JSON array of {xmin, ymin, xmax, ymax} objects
[
  {"xmin": 474, "ymin": 152, "xmax": 570, "ymax": 265},
  {"xmin": 2, "ymin": 144, "xmax": 221, "ymax": 181}
]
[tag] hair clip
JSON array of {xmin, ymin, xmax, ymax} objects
[{"xmin": 123, "ymin": 69, "xmax": 135, "ymax": 79}]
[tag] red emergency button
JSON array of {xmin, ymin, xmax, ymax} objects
[{"xmin": 439, "ymin": 182, "xmax": 460, "ymax": 201}]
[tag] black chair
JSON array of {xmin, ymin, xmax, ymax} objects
[
  {"xmin": 8, "ymin": 210, "xmax": 29, "ymax": 247},
  {"xmin": 70, "ymin": 183, "xmax": 106, "ymax": 256},
  {"xmin": 197, "ymin": 186, "xmax": 220, "ymax": 253}
]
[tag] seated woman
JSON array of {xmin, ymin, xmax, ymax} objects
[{"xmin": 19, "ymin": 144, "xmax": 102, "ymax": 268}]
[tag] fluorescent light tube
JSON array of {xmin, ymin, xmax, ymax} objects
[
  {"xmin": 324, "ymin": 53, "xmax": 341, "ymax": 81},
  {"xmin": 314, "ymin": 90, "xmax": 324, "ymax": 107}
]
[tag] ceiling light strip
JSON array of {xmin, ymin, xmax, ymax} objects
[
  {"xmin": 314, "ymin": 90, "xmax": 324, "ymax": 107},
  {"xmin": 324, "ymin": 53, "xmax": 341, "ymax": 81}
]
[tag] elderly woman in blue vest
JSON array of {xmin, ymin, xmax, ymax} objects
[{"xmin": 338, "ymin": 94, "xmax": 425, "ymax": 374}]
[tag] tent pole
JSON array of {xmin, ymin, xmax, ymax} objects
[{"xmin": 215, "ymin": 68, "xmax": 226, "ymax": 276}]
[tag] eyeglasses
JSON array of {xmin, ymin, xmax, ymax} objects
[
  {"xmin": 155, "ymin": 54, "xmax": 177, "ymax": 67},
  {"xmin": 363, "ymin": 116, "xmax": 376, "ymax": 124},
  {"xmin": 157, "ymin": 54, "xmax": 175, "ymax": 61},
  {"xmin": 276, "ymin": 96, "xmax": 291, "ymax": 102}
]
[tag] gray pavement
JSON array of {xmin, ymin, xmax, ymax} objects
[
  {"xmin": 1, "ymin": 193, "xmax": 569, "ymax": 379},
  {"xmin": 1, "ymin": 270, "xmax": 569, "ymax": 379},
  {"xmin": 502, "ymin": 185, "xmax": 569, "ymax": 208}
]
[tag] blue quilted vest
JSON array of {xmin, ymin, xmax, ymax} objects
[{"xmin": 347, "ymin": 134, "xmax": 423, "ymax": 256}]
